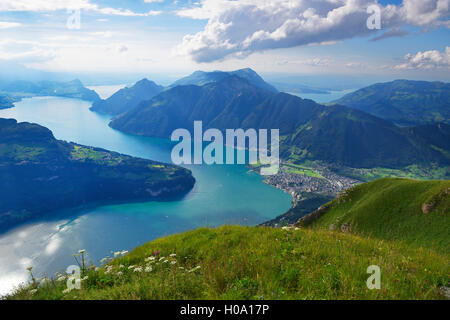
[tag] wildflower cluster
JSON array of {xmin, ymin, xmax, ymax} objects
[{"xmin": 23, "ymin": 248, "xmax": 203, "ymax": 298}]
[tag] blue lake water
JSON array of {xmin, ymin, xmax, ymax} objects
[
  {"xmin": 0, "ymin": 94, "xmax": 291, "ymax": 295},
  {"xmin": 287, "ymin": 89, "xmax": 356, "ymax": 103}
]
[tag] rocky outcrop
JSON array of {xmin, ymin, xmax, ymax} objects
[{"xmin": 421, "ymin": 202, "xmax": 435, "ymax": 214}]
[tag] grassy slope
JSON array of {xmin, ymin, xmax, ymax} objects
[
  {"xmin": 7, "ymin": 178, "xmax": 449, "ymax": 300},
  {"xmin": 8, "ymin": 225, "xmax": 449, "ymax": 300},
  {"xmin": 306, "ymin": 178, "xmax": 450, "ymax": 253}
]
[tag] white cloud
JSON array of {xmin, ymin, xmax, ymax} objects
[
  {"xmin": 0, "ymin": 0, "xmax": 162, "ymax": 16},
  {"xmin": 0, "ymin": 39, "xmax": 56, "ymax": 62},
  {"xmin": 0, "ymin": 21, "xmax": 22, "ymax": 29},
  {"xmin": 402, "ymin": 0, "xmax": 449, "ymax": 26},
  {"xmin": 395, "ymin": 46, "xmax": 450, "ymax": 70},
  {"xmin": 175, "ymin": 0, "xmax": 450, "ymax": 63}
]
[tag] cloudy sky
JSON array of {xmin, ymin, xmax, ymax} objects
[{"xmin": 0, "ymin": 0, "xmax": 449, "ymax": 81}]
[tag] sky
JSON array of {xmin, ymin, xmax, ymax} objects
[{"xmin": 0, "ymin": 0, "xmax": 449, "ymax": 84}]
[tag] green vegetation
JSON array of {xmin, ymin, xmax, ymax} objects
[
  {"xmin": 304, "ymin": 178, "xmax": 450, "ymax": 253},
  {"xmin": 283, "ymin": 162, "xmax": 323, "ymax": 178},
  {"xmin": 70, "ymin": 145, "xmax": 125, "ymax": 165},
  {"xmin": 7, "ymin": 225, "xmax": 448, "ymax": 300},
  {"xmin": 333, "ymin": 80, "xmax": 450, "ymax": 126},
  {"xmin": 0, "ymin": 144, "xmax": 45, "ymax": 161},
  {"xmin": 336, "ymin": 164, "xmax": 450, "ymax": 182}
]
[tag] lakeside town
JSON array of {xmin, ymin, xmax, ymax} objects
[{"xmin": 252, "ymin": 161, "xmax": 361, "ymax": 206}]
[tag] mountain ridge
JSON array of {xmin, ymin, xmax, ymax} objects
[
  {"xmin": 110, "ymin": 75, "xmax": 450, "ymax": 169},
  {"xmin": 90, "ymin": 79, "xmax": 164, "ymax": 115},
  {"xmin": 333, "ymin": 79, "xmax": 450, "ymax": 126},
  {"xmin": 168, "ymin": 68, "xmax": 278, "ymax": 93},
  {"xmin": 0, "ymin": 79, "xmax": 101, "ymax": 102}
]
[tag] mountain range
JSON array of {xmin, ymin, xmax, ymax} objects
[
  {"xmin": 109, "ymin": 73, "xmax": 450, "ymax": 169},
  {"xmin": 0, "ymin": 79, "xmax": 100, "ymax": 102},
  {"xmin": 333, "ymin": 80, "xmax": 450, "ymax": 126},
  {"xmin": 168, "ymin": 68, "xmax": 278, "ymax": 93},
  {"xmin": 90, "ymin": 79, "xmax": 164, "ymax": 115}
]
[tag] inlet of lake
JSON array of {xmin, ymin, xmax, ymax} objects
[{"xmin": 0, "ymin": 90, "xmax": 291, "ymax": 295}]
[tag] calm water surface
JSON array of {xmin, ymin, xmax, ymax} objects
[{"xmin": 0, "ymin": 92, "xmax": 291, "ymax": 295}]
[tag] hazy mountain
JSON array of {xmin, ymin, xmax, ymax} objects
[
  {"xmin": 333, "ymin": 80, "xmax": 450, "ymax": 126},
  {"xmin": 0, "ymin": 118, "xmax": 195, "ymax": 230},
  {"xmin": 90, "ymin": 79, "xmax": 164, "ymax": 115},
  {"xmin": 0, "ymin": 95, "xmax": 16, "ymax": 110},
  {"xmin": 169, "ymin": 68, "xmax": 278, "ymax": 93},
  {"xmin": 1, "ymin": 79, "xmax": 101, "ymax": 102},
  {"xmin": 110, "ymin": 75, "xmax": 450, "ymax": 168}
]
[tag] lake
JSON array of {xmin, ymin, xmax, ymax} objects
[{"xmin": 0, "ymin": 93, "xmax": 291, "ymax": 295}]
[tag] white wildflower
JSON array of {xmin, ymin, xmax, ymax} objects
[
  {"xmin": 120, "ymin": 250, "xmax": 128, "ymax": 255},
  {"xmin": 62, "ymin": 288, "xmax": 72, "ymax": 294},
  {"xmin": 171, "ymin": 261, "xmax": 177, "ymax": 265},
  {"xmin": 29, "ymin": 289, "xmax": 37, "ymax": 295},
  {"xmin": 128, "ymin": 265, "xmax": 136, "ymax": 270},
  {"xmin": 78, "ymin": 249, "xmax": 86, "ymax": 254},
  {"xmin": 145, "ymin": 266, "xmax": 153, "ymax": 272},
  {"xmin": 169, "ymin": 253, "xmax": 176, "ymax": 257},
  {"xmin": 113, "ymin": 251, "xmax": 121, "ymax": 258},
  {"xmin": 116, "ymin": 271, "xmax": 123, "ymax": 276},
  {"xmin": 39, "ymin": 278, "xmax": 50, "ymax": 288},
  {"xmin": 133, "ymin": 267, "xmax": 143, "ymax": 272},
  {"xmin": 188, "ymin": 266, "xmax": 201, "ymax": 273}
]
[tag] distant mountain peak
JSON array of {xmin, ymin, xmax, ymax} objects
[
  {"xmin": 169, "ymin": 68, "xmax": 278, "ymax": 93},
  {"xmin": 90, "ymin": 78, "xmax": 164, "ymax": 116}
]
